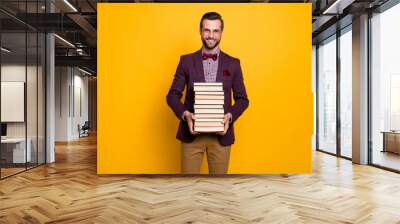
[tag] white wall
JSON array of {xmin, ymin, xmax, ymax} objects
[
  {"xmin": 72, "ymin": 72, "xmax": 89, "ymax": 138},
  {"xmin": 55, "ymin": 67, "xmax": 89, "ymax": 141},
  {"xmin": 1, "ymin": 65, "xmax": 26, "ymax": 135},
  {"xmin": 55, "ymin": 66, "xmax": 70, "ymax": 141},
  {"xmin": 1, "ymin": 64, "xmax": 39, "ymax": 137}
]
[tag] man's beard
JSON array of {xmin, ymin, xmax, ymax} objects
[{"xmin": 202, "ymin": 37, "xmax": 220, "ymax": 50}]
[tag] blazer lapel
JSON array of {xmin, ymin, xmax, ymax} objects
[
  {"xmin": 216, "ymin": 51, "xmax": 227, "ymax": 83},
  {"xmin": 194, "ymin": 49, "xmax": 205, "ymax": 82}
]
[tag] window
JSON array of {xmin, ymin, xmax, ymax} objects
[
  {"xmin": 339, "ymin": 27, "xmax": 352, "ymax": 158},
  {"xmin": 317, "ymin": 35, "xmax": 337, "ymax": 154},
  {"xmin": 0, "ymin": 1, "xmax": 46, "ymax": 179},
  {"xmin": 370, "ymin": 2, "xmax": 400, "ymax": 171}
]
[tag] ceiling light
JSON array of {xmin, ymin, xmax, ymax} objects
[
  {"xmin": 63, "ymin": 0, "xmax": 78, "ymax": 12},
  {"xmin": 1, "ymin": 47, "xmax": 11, "ymax": 53},
  {"xmin": 78, "ymin": 67, "xmax": 93, "ymax": 76},
  {"xmin": 322, "ymin": 0, "xmax": 354, "ymax": 15},
  {"xmin": 54, "ymin": 34, "xmax": 75, "ymax": 48}
]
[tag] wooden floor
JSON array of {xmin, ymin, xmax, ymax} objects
[
  {"xmin": 1, "ymin": 135, "xmax": 400, "ymax": 223},
  {"xmin": 373, "ymin": 150, "xmax": 400, "ymax": 171},
  {"xmin": 0, "ymin": 167, "xmax": 26, "ymax": 178}
]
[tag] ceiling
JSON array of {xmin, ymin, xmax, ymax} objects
[
  {"xmin": 0, "ymin": 0, "xmax": 97, "ymax": 74},
  {"xmin": 0, "ymin": 0, "xmax": 395, "ymax": 75}
]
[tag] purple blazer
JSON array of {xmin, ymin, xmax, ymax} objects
[{"xmin": 166, "ymin": 49, "xmax": 249, "ymax": 146}]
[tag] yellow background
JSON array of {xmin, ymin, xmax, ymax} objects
[{"xmin": 97, "ymin": 3, "xmax": 313, "ymax": 174}]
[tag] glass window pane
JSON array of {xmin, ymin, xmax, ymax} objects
[
  {"xmin": 318, "ymin": 36, "xmax": 337, "ymax": 154},
  {"xmin": 0, "ymin": 1, "xmax": 46, "ymax": 179},
  {"xmin": 371, "ymin": 3, "xmax": 400, "ymax": 171},
  {"xmin": 340, "ymin": 28, "xmax": 352, "ymax": 158},
  {"xmin": 1, "ymin": 30, "xmax": 27, "ymax": 177},
  {"xmin": 27, "ymin": 31, "xmax": 38, "ymax": 169}
]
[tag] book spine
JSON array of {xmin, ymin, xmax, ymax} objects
[
  {"xmin": 194, "ymin": 82, "xmax": 223, "ymax": 86},
  {"xmin": 194, "ymin": 127, "xmax": 224, "ymax": 132},
  {"xmin": 195, "ymin": 114, "xmax": 225, "ymax": 118},
  {"xmin": 195, "ymin": 91, "xmax": 224, "ymax": 95},
  {"xmin": 193, "ymin": 87, "xmax": 223, "ymax": 92},
  {"xmin": 195, "ymin": 100, "xmax": 224, "ymax": 105},
  {"xmin": 194, "ymin": 109, "xmax": 224, "ymax": 114},
  {"xmin": 194, "ymin": 104, "xmax": 223, "ymax": 109},
  {"xmin": 195, "ymin": 95, "xmax": 224, "ymax": 100},
  {"xmin": 195, "ymin": 122, "xmax": 224, "ymax": 127}
]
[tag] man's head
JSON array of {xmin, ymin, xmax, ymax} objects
[{"xmin": 200, "ymin": 12, "xmax": 224, "ymax": 51}]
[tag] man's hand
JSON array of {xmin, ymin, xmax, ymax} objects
[
  {"xmin": 217, "ymin": 113, "xmax": 232, "ymax": 135},
  {"xmin": 183, "ymin": 110, "xmax": 198, "ymax": 135}
]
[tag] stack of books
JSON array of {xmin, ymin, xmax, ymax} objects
[{"xmin": 193, "ymin": 82, "xmax": 225, "ymax": 133}]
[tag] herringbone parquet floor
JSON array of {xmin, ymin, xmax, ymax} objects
[{"xmin": 1, "ymin": 134, "xmax": 400, "ymax": 224}]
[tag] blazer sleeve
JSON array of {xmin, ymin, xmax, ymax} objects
[
  {"xmin": 228, "ymin": 59, "xmax": 249, "ymax": 123},
  {"xmin": 166, "ymin": 56, "xmax": 187, "ymax": 120}
]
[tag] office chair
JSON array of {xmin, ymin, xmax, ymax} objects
[{"xmin": 79, "ymin": 121, "xmax": 90, "ymax": 138}]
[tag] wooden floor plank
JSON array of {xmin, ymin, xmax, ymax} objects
[{"xmin": 0, "ymin": 134, "xmax": 400, "ymax": 223}]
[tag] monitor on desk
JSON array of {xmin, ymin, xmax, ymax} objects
[{"xmin": 1, "ymin": 123, "xmax": 7, "ymax": 138}]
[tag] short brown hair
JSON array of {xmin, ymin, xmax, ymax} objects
[{"xmin": 200, "ymin": 12, "xmax": 224, "ymax": 31}]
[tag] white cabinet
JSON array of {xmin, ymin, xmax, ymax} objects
[{"xmin": 1, "ymin": 138, "xmax": 32, "ymax": 163}]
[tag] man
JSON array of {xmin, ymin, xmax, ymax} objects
[{"xmin": 166, "ymin": 12, "xmax": 249, "ymax": 174}]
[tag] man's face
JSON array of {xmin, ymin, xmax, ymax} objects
[{"xmin": 200, "ymin": 19, "xmax": 222, "ymax": 50}]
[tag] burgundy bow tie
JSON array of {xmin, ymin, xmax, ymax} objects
[{"xmin": 202, "ymin": 53, "xmax": 218, "ymax": 61}]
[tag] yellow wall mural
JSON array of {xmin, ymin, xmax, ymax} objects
[{"xmin": 98, "ymin": 3, "xmax": 313, "ymax": 174}]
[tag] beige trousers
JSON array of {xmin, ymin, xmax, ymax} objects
[{"xmin": 181, "ymin": 134, "xmax": 231, "ymax": 174}]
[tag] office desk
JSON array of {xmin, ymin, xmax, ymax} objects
[
  {"xmin": 1, "ymin": 138, "xmax": 32, "ymax": 163},
  {"xmin": 381, "ymin": 131, "xmax": 400, "ymax": 154}
]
